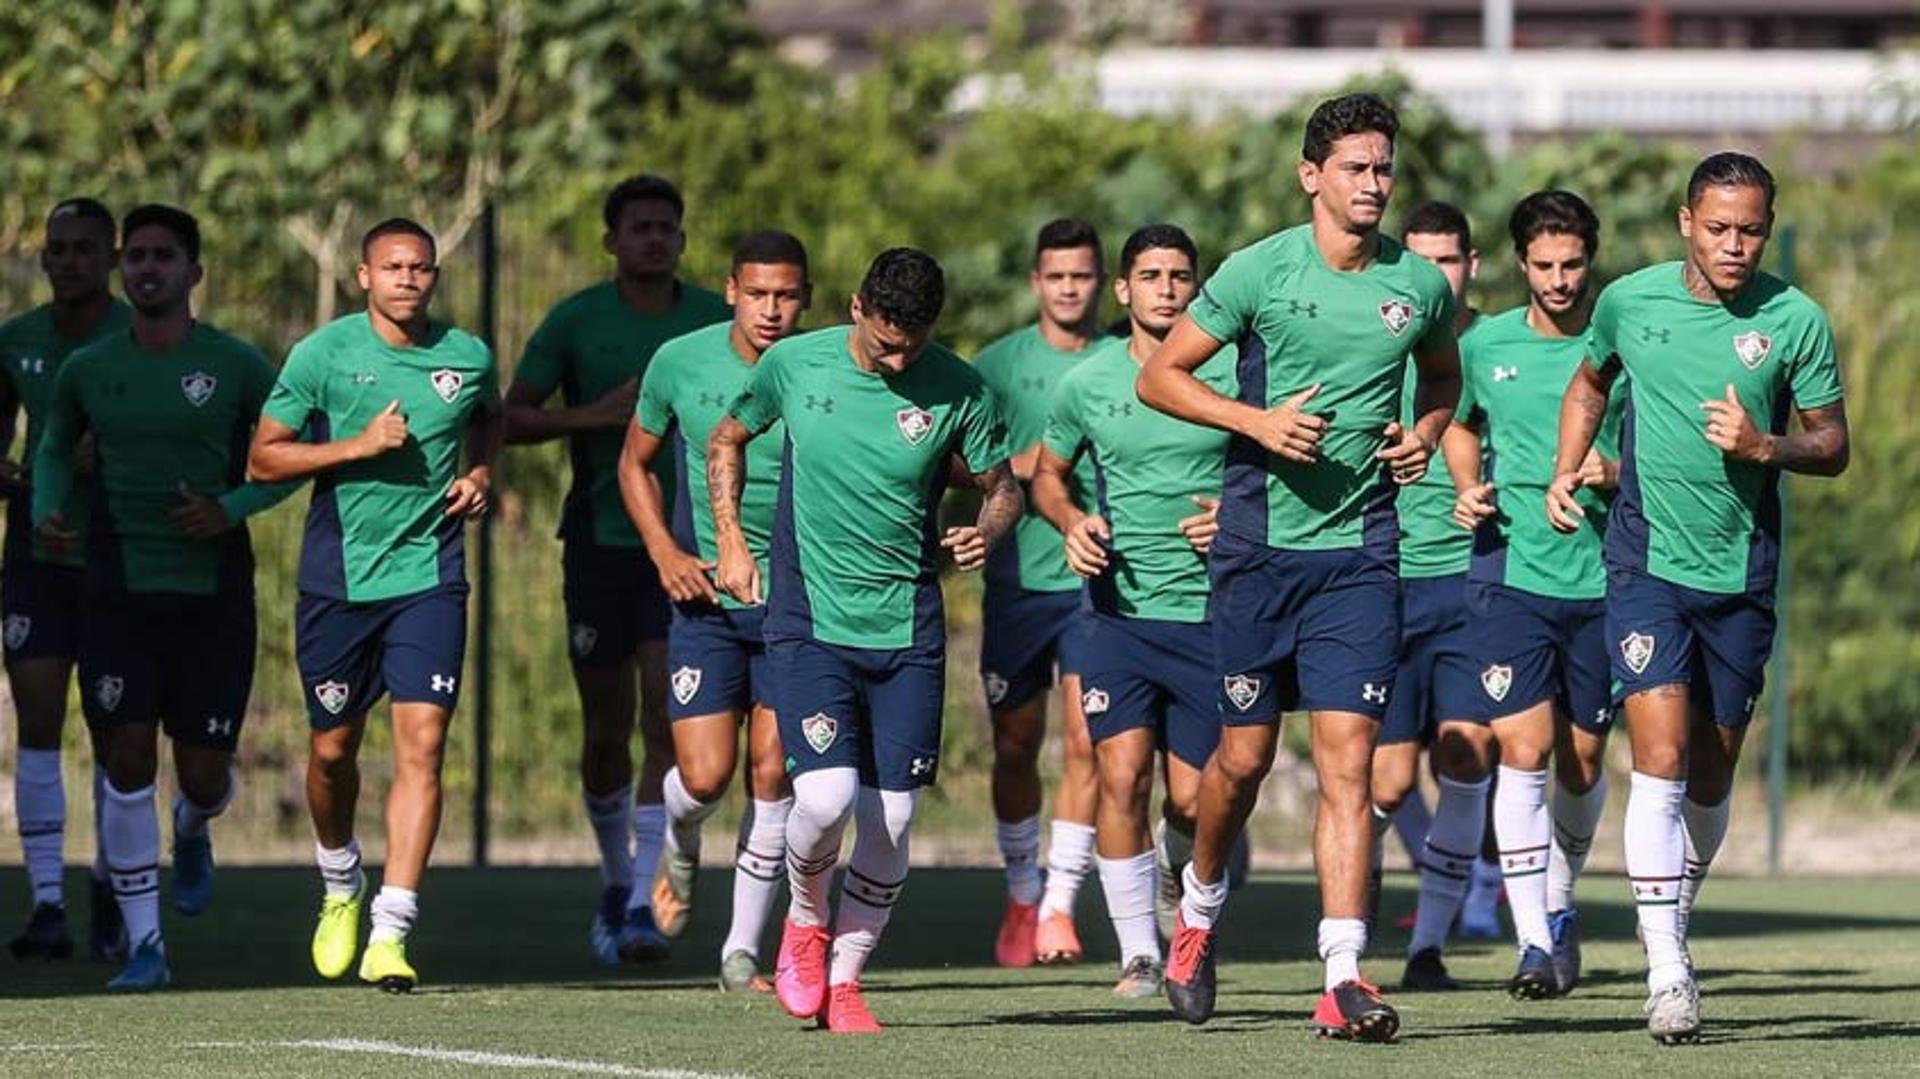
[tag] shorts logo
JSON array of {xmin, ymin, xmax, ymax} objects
[
  {"xmin": 1620, "ymin": 632, "xmax": 1655, "ymax": 676},
  {"xmin": 1378, "ymin": 298, "xmax": 1415, "ymax": 337},
  {"xmin": 180, "ymin": 371, "xmax": 217, "ymax": 406},
  {"xmin": 430, "ymin": 368, "xmax": 464, "ymax": 403},
  {"xmin": 1362, "ymin": 682, "xmax": 1390, "ymax": 705},
  {"xmin": 95, "ymin": 675, "xmax": 124, "ymax": 712},
  {"xmin": 896, "ymin": 406, "xmax": 935, "ymax": 447},
  {"xmin": 908, "ymin": 755, "xmax": 938, "ymax": 779},
  {"xmin": 2, "ymin": 614, "xmax": 30, "ymax": 652},
  {"xmin": 570, "ymin": 623, "xmax": 599, "ymax": 658},
  {"xmin": 800, "ymin": 712, "xmax": 839, "ymax": 754},
  {"xmin": 1732, "ymin": 331, "xmax": 1772, "ymax": 370},
  {"xmin": 1480, "ymin": 664, "xmax": 1513, "ymax": 703},
  {"xmin": 671, "ymin": 666, "xmax": 702, "ymax": 706},
  {"xmin": 205, "ymin": 717, "xmax": 234, "ymax": 738},
  {"xmin": 982, "ymin": 672, "xmax": 1009, "ymax": 706},
  {"xmin": 430, "ymin": 673, "xmax": 457, "ymax": 694},
  {"xmin": 314, "ymin": 680, "xmax": 351, "ymax": 715},
  {"xmin": 1080, "ymin": 687, "xmax": 1110, "ymax": 715},
  {"xmin": 1223, "ymin": 674, "xmax": 1261, "ymax": 712}
]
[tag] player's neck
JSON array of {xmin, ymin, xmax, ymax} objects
[
  {"xmin": 1524, "ymin": 299, "xmax": 1589, "ymax": 339},
  {"xmin": 130, "ymin": 308, "xmax": 193, "ymax": 353},
  {"xmin": 1681, "ymin": 259, "xmax": 1743, "ymax": 306},
  {"xmin": 1453, "ymin": 307, "xmax": 1480, "ymax": 337},
  {"xmin": 728, "ymin": 323, "xmax": 766, "ymax": 366},
  {"xmin": 616, "ymin": 273, "xmax": 678, "ymax": 316},
  {"xmin": 50, "ymin": 292, "xmax": 113, "ymax": 340},
  {"xmin": 1126, "ymin": 325, "xmax": 1168, "ymax": 365},
  {"xmin": 368, "ymin": 308, "xmax": 432, "ymax": 348},
  {"xmin": 1312, "ymin": 216, "xmax": 1379, "ymax": 272},
  {"xmin": 1036, "ymin": 316, "xmax": 1097, "ymax": 353}
]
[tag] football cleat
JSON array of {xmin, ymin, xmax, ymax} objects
[
  {"xmin": 1400, "ymin": 947, "xmax": 1459, "ymax": 991},
  {"xmin": 1035, "ymin": 910, "xmax": 1082, "ymax": 965},
  {"xmin": 1163, "ymin": 911, "xmax": 1217, "ymax": 1024},
  {"xmin": 89, "ymin": 877, "xmax": 128, "ymax": 964},
  {"xmin": 171, "ymin": 833, "xmax": 215, "ymax": 916},
  {"xmin": 9, "ymin": 902, "xmax": 73, "ymax": 960},
  {"xmin": 719, "ymin": 949, "xmax": 772, "ymax": 993},
  {"xmin": 617, "ymin": 905, "xmax": 669, "ymax": 964},
  {"xmin": 1548, "ymin": 907, "xmax": 1583, "ymax": 995},
  {"xmin": 106, "ymin": 935, "xmax": 170, "ymax": 992},
  {"xmin": 1113, "ymin": 955, "xmax": 1164, "ymax": 999},
  {"xmin": 1310, "ymin": 979, "xmax": 1398, "ymax": 1042},
  {"xmin": 311, "ymin": 876, "xmax": 367, "ymax": 980},
  {"xmin": 589, "ymin": 884, "xmax": 630, "ymax": 966},
  {"xmin": 994, "ymin": 897, "xmax": 1038, "ymax": 968},
  {"xmin": 652, "ymin": 848, "xmax": 697, "ymax": 939},
  {"xmin": 819, "ymin": 981, "xmax": 882, "ymax": 1034},
  {"xmin": 774, "ymin": 918, "xmax": 831, "ymax": 1019},
  {"xmin": 358, "ymin": 936, "xmax": 418, "ymax": 994},
  {"xmin": 1508, "ymin": 944, "xmax": 1559, "ymax": 1000},
  {"xmin": 1645, "ymin": 978, "xmax": 1702, "ymax": 1045}
]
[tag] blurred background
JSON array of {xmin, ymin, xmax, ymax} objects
[{"xmin": 0, "ymin": 0, "xmax": 1915, "ymax": 875}]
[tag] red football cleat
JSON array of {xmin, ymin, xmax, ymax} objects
[
  {"xmin": 773, "ymin": 918, "xmax": 831, "ymax": 1019},
  {"xmin": 1310, "ymin": 978, "xmax": 1399, "ymax": 1042},
  {"xmin": 1035, "ymin": 911, "xmax": 1082, "ymax": 965},
  {"xmin": 994, "ymin": 898, "xmax": 1038, "ymax": 968},
  {"xmin": 819, "ymin": 981, "xmax": 883, "ymax": 1034}
]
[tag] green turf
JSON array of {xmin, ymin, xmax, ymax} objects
[{"xmin": 1, "ymin": 865, "xmax": 1914, "ymax": 1077}]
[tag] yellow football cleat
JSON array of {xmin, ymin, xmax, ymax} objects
[
  {"xmin": 358, "ymin": 936, "xmax": 418, "ymax": 994},
  {"xmin": 311, "ymin": 879, "xmax": 366, "ymax": 981}
]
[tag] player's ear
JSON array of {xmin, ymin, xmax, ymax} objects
[
  {"xmin": 1297, "ymin": 159, "xmax": 1319, "ymax": 197},
  {"xmin": 800, "ymin": 284, "xmax": 814, "ymax": 311},
  {"xmin": 1677, "ymin": 204, "xmax": 1694, "ymax": 240},
  {"xmin": 1467, "ymin": 248, "xmax": 1480, "ymax": 282},
  {"xmin": 601, "ymin": 231, "xmax": 616, "ymax": 257},
  {"xmin": 724, "ymin": 274, "xmax": 738, "ymax": 307},
  {"xmin": 190, "ymin": 262, "xmax": 205, "ymax": 288},
  {"xmin": 355, "ymin": 262, "xmax": 372, "ymax": 291},
  {"xmin": 1113, "ymin": 276, "xmax": 1131, "ymax": 309}
]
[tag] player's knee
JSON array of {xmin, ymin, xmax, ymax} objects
[
  {"xmin": 992, "ymin": 715, "xmax": 1044, "ymax": 767},
  {"xmin": 1214, "ymin": 736, "xmax": 1275, "ymax": 787},
  {"xmin": 679, "ymin": 763, "xmax": 732, "ymax": 804},
  {"xmin": 104, "ymin": 739, "xmax": 158, "ymax": 792},
  {"xmin": 749, "ymin": 755, "xmax": 789, "ymax": 801},
  {"xmin": 1098, "ymin": 762, "xmax": 1152, "ymax": 812},
  {"xmin": 792, "ymin": 769, "xmax": 857, "ymax": 828},
  {"xmin": 1554, "ymin": 752, "xmax": 1602, "ymax": 794},
  {"xmin": 859, "ymin": 787, "xmax": 916, "ymax": 848}
]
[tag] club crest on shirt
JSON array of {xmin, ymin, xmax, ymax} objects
[
  {"xmin": 314, "ymin": 680, "xmax": 351, "ymax": 716},
  {"xmin": 1378, "ymin": 299, "xmax": 1415, "ymax": 338},
  {"xmin": 1620, "ymin": 632, "xmax": 1655, "ymax": 676},
  {"xmin": 180, "ymin": 371, "xmax": 217, "ymax": 407},
  {"xmin": 430, "ymin": 368, "xmax": 464, "ymax": 403},
  {"xmin": 95, "ymin": 674, "xmax": 124, "ymax": 713},
  {"xmin": 1223, "ymin": 674, "xmax": 1262, "ymax": 712},
  {"xmin": 983, "ymin": 672, "xmax": 1009, "ymax": 706},
  {"xmin": 671, "ymin": 666, "xmax": 702, "ymax": 706},
  {"xmin": 570, "ymin": 623, "xmax": 599, "ymax": 658},
  {"xmin": 1081, "ymin": 687, "xmax": 1110, "ymax": 715},
  {"xmin": 896, "ymin": 406, "xmax": 935, "ymax": 447},
  {"xmin": 1481, "ymin": 664, "xmax": 1513, "ymax": 703},
  {"xmin": 1732, "ymin": 331, "xmax": 1772, "ymax": 370},
  {"xmin": 801, "ymin": 712, "xmax": 839, "ymax": 754},
  {"xmin": 2, "ymin": 614, "xmax": 29, "ymax": 652}
]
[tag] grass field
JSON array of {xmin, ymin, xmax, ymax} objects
[{"xmin": 1, "ymin": 866, "xmax": 1915, "ymax": 1078}]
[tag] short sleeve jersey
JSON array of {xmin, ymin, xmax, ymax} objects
[
  {"xmin": 1396, "ymin": 314, "xmax": 1478, "ymax": 579},
  {"xmin": 31, "ymin": 323, "xmax": 292, "ymax": 596},
  {"xmin": 1186, "ymin": 224, "xmax": 1455, "ymax": 554},
  {"xmin": 636, "ymin": 322, "xmax": 782, "ymax": 611},
  {"xmin": 263, "ymin": 313, "xmax": 501, "ymax": 603},
  {"xmin": 1586, "ymin": 263, "xmax": 1842, "ymax": 595},
  {"xmin": 973, "ymin": 324, "xmax": 1095, "ymax": 594},
  {"xmin": 515, "ymin": 281, "xmax": 730, "ymax": 548},
  {"xmin": 1456, "ymin": 306, "xmax": 1623, "ymax": 600},
  {"xmin": 0, "ymin": 300, "xmax": 133, "ymax": 566},
  {"xmin": 1043, "ymin": 338, "xmax": 1235, "ymax": 623},
  {"xmin": 728, "ymin": 325, "xmax": 1008, "ymax": 651}
]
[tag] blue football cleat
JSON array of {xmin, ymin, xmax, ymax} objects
[
  {"xmin": 617, "ymin": 904, "xmax": 669, "ymax": 963},
  {"xmin": 1549, "ymin": 908, "xmax": 1583, "ymax": 994},
  {"xmin": 107, "ymin": 936, "xmax": 171, "ymax": 992}
]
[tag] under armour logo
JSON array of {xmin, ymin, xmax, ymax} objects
[
  {"xmin": 1103, "ymin": 402, "xmax": 1133, "ymax": 418},
  {"xmin": 1491, "ymin": 365, "xmax": 1519, "ymax": 382},
  {"xmin": 804, "ymin": 395, "xmax": 835, "ymax": 413},
  {"xmin": 1641, "ymin": 325, "xmax": 1672, "ymax": 345},
  {"xmin": 1286, "ymin": 299, "xmax": 1319, "ymax": 318},
  {"xmin": 205, "ymin": 717, "xmax": 234, "ymax": 737},
  {"xmin": 1018, "ymin": 376, "xmax": 1048, "ymax": 393},
  {"xmin": 909, "ymin": 756, "xmax": 937, "ymax": 778},
  {"xmin": 699, "ymin": 392, "xmax": 730, "ymax": 407},
  {"xmin": 430, "ymin": 674, "xmax": 457, "ymax": 693},
  {"xmin": 1361, "ymin": 682, "xmax": 1389, "ymax": 705}
]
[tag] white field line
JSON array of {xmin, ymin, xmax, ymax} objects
[
  {"xmin": 181, "ymin": 1038, "xmax": 750, "ymax": 1079},
  {"xmin": 0, "ymin": 1044, "xmax": 103, "ymax": 1052}
]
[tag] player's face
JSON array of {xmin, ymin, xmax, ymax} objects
[
  {"xmin": 605, "ymin": 199, "xmax": 685, "ymax": 279},
  {"xmin": 1679, "ymin": 183, "xmax": 1771, "ymax": 294},
  {"xmin": 41, "ymin": 213, "xmax": 116, "ymax": 305},
  {"xmin": 726, "ymin": 262, "xmax": 810, "ymax": 353},
  {"xmin": 850, "ymin": 296, "xmax": 932, "ymax": 376},
  {"xmin": 1403, "ymin": 230, "xmax": 1476, "ymax": 311},
  {"xmin": 119, "ymin": 224, "xmax": 200, "ymax": 317},
  {"xmin": 357, "ymin": 234, "xmax": 439, "ymax": 325},
  {"xmin": 1113, "ymin": 247, "xmax": 1196, "ymax": 337},
  {"xmin": 1031, "ymin": 246, "xmax": 1101, "ymax": 330},
  {"xmin": 1300, "ymin": 132, "xmax": 1395, "ymax": 233},
  {"xmin": 1519, "ymin": 231, "xmax": 1592, "ymax": 317}
]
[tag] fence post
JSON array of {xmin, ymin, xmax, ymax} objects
[
  {"xmin": 474, "ymin": 201, "xmax": 498, "ymax": 868},
  {"xmin": 1767, "ymin": 224, "xmax": 1797, "ymax": 877}
]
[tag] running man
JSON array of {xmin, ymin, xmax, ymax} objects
[
  {"xmin": 1549, "ymin": 153, "xmax": 1847, "ymax": 1042},
  {"xmin": 248, "ymin": 218, "xmax": 503, "ymax": 993}
]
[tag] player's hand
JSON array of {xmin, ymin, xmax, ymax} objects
[
  {"xmin": 1453, "ymin": 482, "xmax": 1496, "ymax": 531},
  {"xmin": 1701, "ymin": 384, "xmax": 1768, "ymax": 463},
  {"xmin": 942, "ymin": 525, "xmax": 988, "ymax": 572},
  {"xmin": 73, "ymin": 433, "xmax": 98, "ymax": 476},
  {"xmin": 170, "ymin": 481, "xmax": 233, "ymax": 539},
  {"xmin": 1545, "ymin": 471, "xmax": 1587, "ymax": 533},
  {"xmin": 355, "ymin": 400, "xmax": 410, "ymax": 459},
  {"xmin": 35, "ymin": 511, "xmax": 78, "ymax": 559},
  {"xmin": 1179, "ymin": 496, "xmax": 1220, "ymax": 555},
  {"xmin": 1244, "ymin": 384, "xmax": 1327, "ymax": 463},
  {"xmin": 1063, "ymin": 514, "xmax": 1112, "ymax": 577},
  {"xmin": 443, "ymin": 470, "xmax": 489, "ymax": 518},
  {"xmin": 714, "ymin": 537, "xmax": 762, "ymax": 605},
  {"xmin": 1377, "ymin": 421, "xmax": 1432, "ymax": 486},
  {"xmin": 1578, "ymin": 449, "xmax": 1619, "ymax": 491},
  {"xmin": 587, "ymin": 378, "xmax": 640, "ymax": 429},
  {"xmin": 655, "ymin": 545, "xmax": 719, "ymax": 604},
  {"xmin": 0, "ymin": 459, "xmax": 27, "ymax": 499}
]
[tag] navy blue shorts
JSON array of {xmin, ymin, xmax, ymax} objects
[
  {"xmin": 979, "ymin": 586, "xmax": 1089, "ymax": 713},
  {"xmin": 79, "ymin": 587, "xmax": 255, "ymax": 752},
  {"xmin": 563, "ymin": 542, "xmax": 670, "ymax": 667},
  {"xmin": 1210, "ymin": 533, "xmax": 1400, "ymax": 723},
  {"xmin": 1606, "ymin": 566, "xmax": 1772, "ymax": 728},
  {"xmin": 769, "ymin": 638, "xmax": 943, "ymax": 791},
  {"xmin": 1078, "ymin": 614, "xmax": 1220, "ymax": 769},
  {"xmin": 1465, "ymin": 582, "xmax": 1614, "ymax": 735},
  {"xmin": 667, "ymin": 602, "xmax": 772, "ymax": 721},
  {"xmin": 1380, "ymin": 573, "xmax": 1480, "ymax": 746},
  {"xmin": 296, "ymin": 584, "xmax": 468, "ymax": 729},
  {"xmin": 1, "ymin": 560, "xmax": 84, "ymax": 663}
]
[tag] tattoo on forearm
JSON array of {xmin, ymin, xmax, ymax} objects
[
  {"xmin": 1765, "ymin": 404, "xmax": 1849, "ymax": 476},
  {"xmin": 974, "ymin": 465, "xmax": 1022, "ymax": 547},
  {"xmin": 708, "ymin": 442, "xmax": 744, "ymax": 538}
]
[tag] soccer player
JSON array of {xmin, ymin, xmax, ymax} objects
[
  {"xmin": 709, "ymin": 248, "xmax": 1019, "ymax": 1033},
  {"xmin": 32, "ymin": 203, "xmax": 294, "ymax": 990},
  {"xmin": 972, "ymin": 218, "xmax": 1104, "ymax": 966},
  {"xmin": 248, "ymin": 218, "xmax": 503, "ymax": 993},
  {"xmin": 1030, "ymin": 224, "xmax": 1228, "ymax": 998},
  {"xmin": 505, "ymin": 175, "xmax": 731, "ymax": 963},
  {"xmin": 1442, "ymin": 190, "xmax": 1623, "ymax": 998},
  {"xmin": 1137, "ymin": 93, "xmax": 1461, "ymax": 1041},
  {"xmin": 1, "ymin": 198, "xmax": 131, "ymax": 962},
  {"xmin": 617, "ymin": 229, "xmax": 811, "ymax": 991},
  {"xmin": 1550, "ymin": 153, "xmax": 1848, "ymax": 1042}
]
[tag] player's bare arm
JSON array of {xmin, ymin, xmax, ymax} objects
[
  {"xmin": 1136, "ymin": 317, "xmax": 1277, "ymax": 437},
  {"xmin": 617, "ymin": 417, "xmax": 717, "ymax": 604},
  {"xmin": 501, "ymin": 376, "xmax": 638, "ymax": 445},
  {"xmin": 705, "ymin": 414, "xmax": 759, "ymax": 604},
  {"xmin": 942, "ymin": 461, "xmax": 1021, "ymax": 572},
  {"xmin": 1546, "ymin": 357, "xmax": 1619, "ymax": 532},
  {"xmin": 1442, "ymin": 420, "xmax": 1497, "ymax": 531},
  {"xmin": 1029, "ymin": 444, "xmax": 1107, "ymax": 577},
  {"xmin": 247, "ymin": 400, "xmax": 410, "ymax": 483},
  {"xmin": 1702, "ymin": 391, "xmax": 1849, "ymax": 477},
  {"xmin": 1381, "ymin": 333, "xmax": 1462, "ymax": 485},
  {"xmin": 444, "ymin": 397, "xmax": 501, "ymax": 518}
]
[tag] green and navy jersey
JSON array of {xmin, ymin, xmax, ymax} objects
[
  {"xmin": 30, "ymin": 323, "xmax": 295, "ymax": 596},
  {"xmin": 1396, "ymin": 314, "xmax": 1479, "ymax": 580},
  {"xmin": 636, "ymin": 322, "xmax": 782, "ymax": 611},
  {"xmin": 1042, "ymin": 338, "xmax": 1235, "ymax": 623},
  {"xmin": 0, "ymin": 300, "xmax": 133, "ymax": 567},
  {"xmin": 728, "ymin": 325, "xmax": 1008, "ymax": 651},
  {"xmin": 1457, "ymin": 306, "xmax": 1624, "ymax": 600},
  {"xmin": 264, "ymin": 313, "xmax": 500, "ymax": 603},
  {"xmin": 1586, "ymin": 263, "xmax": 1842, "ymax": 595},
  {"xmin": 1186, "ymin": 224, "xmax": 1455, "ymax": 555},
  {"xmin": 516, "ymin": 280, "xmax": 730, "ymax": 548},
  {"xmin": 973, "ymin": 324, "xmax": 1095, "ymax": 594}
]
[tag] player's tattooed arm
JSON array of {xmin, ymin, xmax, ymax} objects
[
  {"xmin": 1703, "ymin": 392, "xmax": 1849, "ymax": 477},
  {"xmin": 706, "ymin": 415, "xmax": 761, "ymax": 604},
  {"xmin": 943, "ymin": 461, "xmax": 1022, "ymax": 572},
  {"xmin": 1546, "ymin": 357, "xmax": 1620, "ymax": 532}
]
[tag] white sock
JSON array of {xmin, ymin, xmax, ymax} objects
[
  {"xmin": 172, "ymin": 772, "xmax": 234, "ymax": 841},
  {"xmin": 369, "ymin": 885, "xmax": 419, "ymax": 943},
  {"xmin": 1038, "ymin": 820, "xmax": 1095, "ymax": 919},
  {"xmin": 102, "ymin": 783, "xmax": 161, "ymax": 948},
  {"xmin": 1494, "ymin": 766, "xmax": 1552, "ymax": 952},
  {"xmin": 1097, "ymin": 852, "xmax": 1160, "ymax": 967},
  {"xmin": 1677, "ymin": 794, "xmax": 1731, "ymax": 939},
  {"xmin": 1409, "ymin": 774, "xmax": 1489, "ymax": 956},
  {"xmin": 627, "ymin": 802, "xmax": 666, "ymax": 910},
  {"xmin": 315, "ymin": 839, "xmax": 364, "ymax": 899},
  {"xmin": 1177, "ymin": 861, "xmax": 1229, "ymax": 931},
  {"xmin": 1392, "ymin": 793, "xmax": 1433, "ymax": 867},
  {"xmin": 1625, "ymin": 771, "xmax": 1690, "ymax": 992},
  {"xmin": 997, "ymin": 815, "xmax": 1042, "ymax": 905},
  {"xmin": 1548, "ymin": 772, "xmax": 1608, "ymax": 913},
  {"xmin": 662, "ymin": 768, "xmax": 720, "ymax": 864},
  {"xmin": 1318, "ymin": 916, "xmax": 1367, "ymax": 990},
  {"xmin": 829, "ymin": 786, "xmax": 914, "ymax": 987},
  {"xmin": 91, "ymin": 766, "xmax": 109, "ymax": 883},
  {"xmin": 584, "ymin": 785, "xmax": 633, "ymax": 889},
  {"xmin": 16, "ymin": 748, "xmax": 66, "ymax": 906},
  {"xmin": 723, "ymin": 796, "xmax": 791, "ymax": 960},
  {"xmin": 785, "ymin": 769, "xmax": 856, "ymax": 928}
]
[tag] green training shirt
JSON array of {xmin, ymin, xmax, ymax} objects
[
  {"xmin": 1586, "ymin": 262, "xmax": 1842, "ymax": 595},
  {"xmin": 729, "ymin": 325, "xmax": 1008, "ymax": 651},
  {"xmin": 1042, "ymin": 337, "xmax": 1235, "ymax": 623},
  {"xmin": 973, "ymin": 324, "xmax": 1094, "ymax": 594},
  {"xmin": 264, "ymin": 313, "xmax": 500, "ymax": 603},
  {"xmin": 1186, "ymin": 224, "xmax": 1455, "ymax": 554},
  {"xmin": 516, "ymin": 280, "xmax": 730, "ymax": 548},
  {"xmin": 637, "ymin": 322, "xmax": 782, "ymax": 611},
  {"xmin": 1396, "ymin": 313, "xmax": 1479, "ymax": 580}
]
